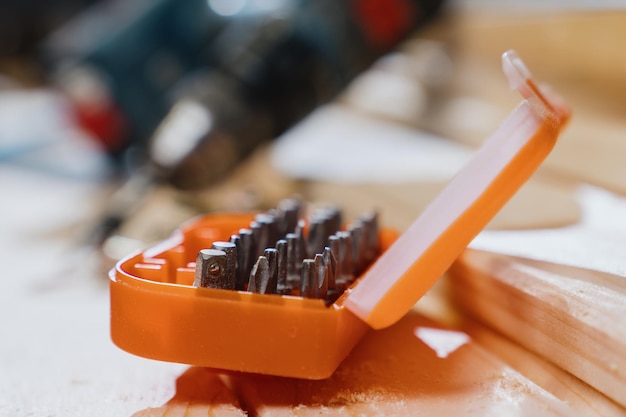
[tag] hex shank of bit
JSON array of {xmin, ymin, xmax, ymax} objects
[
  {"xmin": 229, "ymin": 234, "xmax": 247, "ymax": 290},
  {"xmin": 238, "ymin": 228, "xmax": 256, "ymax": 280},
  {"xmin": 194, "ymin": 249, "xmax": 227, "ymax": 288},
  {"xmin": 211, "ymin": 241, "xmax": 237, "ymax": 290},
  {"xmin": 258, "ymin": 213, "xmax": 280, "ymax": 249}
]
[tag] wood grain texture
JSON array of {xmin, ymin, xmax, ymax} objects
[
  {"xmin": 130, "ymin": 368, "xmax": 245, "ymax": 417},
  {"xmin": 456, "ymin": 317, "xmax": 626, "ymax": 417},
  {"xmin": 449, "ymin": 249, "xmax": 626, "ymax": 408},
  {"xmin": 229, "ymin": 311, "xmax": 578, "ymax": 417}
]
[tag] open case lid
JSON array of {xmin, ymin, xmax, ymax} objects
[{"xmin": 344, "ymin": 50, "xmax": 571, "ymax": 329}]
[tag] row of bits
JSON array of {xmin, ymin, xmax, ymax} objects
[{"xmin": 193, "ymin": 199, "xmax": 380, "ymax": 304}]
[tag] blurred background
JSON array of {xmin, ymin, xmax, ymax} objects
[{"xmin": 2, "ymin": 0, "xmax": 626, "ymax": 415}]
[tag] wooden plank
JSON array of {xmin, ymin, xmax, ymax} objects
[
  {"xmin": 448, "ymin": 249, "xmax": 626, "ymax": 408},
  {"xmin": 456, "ymin": 315, "xmax": 626, "ymax": 417},
  {"xmin": 129, "ymin": 367, "xmax": 246, "ymax": 417},
  {"xmin": 229, "ymin": 311, "xmax": 578, "ymax": 416}
]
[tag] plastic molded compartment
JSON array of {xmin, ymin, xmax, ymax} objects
[{"xmin": 110, "ymin": 213, "xmax": 399, "ymax": 379}]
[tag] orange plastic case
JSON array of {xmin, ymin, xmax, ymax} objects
[{"xmin": 110, "ymin": 51, "xmax": 570, "ymax": 379}]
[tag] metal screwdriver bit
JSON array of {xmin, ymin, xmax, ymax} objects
[
  {"xmin": 323, "ymin": 246, "xmax": 336, "ymax": 291},
  {"xmin": 307, "ymin": 218, "xmax": 325, "ymax": 258},
  {"xmin": 286, "ymin": 233, "xmax": 301, "ymax": 288},
  {"xmin": 275, "ymin": 239, "xmax": 290, "ymax": 295},
  {"xmin": 248, "ymin": 255, "xmax": 270, "ymax": 294},
  {"xmin": 315, "ymin": 206, "xmax": 341, "ymax": 242},
  {"xmin": 194, "ymin": 249, "xmax": 227, "ymax": 288},
  {"xmin": 300, "ymin": 259, "xmax": 315, "ymax": 298},
  {"xmin": 328, "ymin": 235, "xmax": 342, "ymax": 288},
  {"xmin": 337, "ymin": 231, "xmax": 354, "ymax": 286},
  {"xmin": 238, "ymin": 228, "xmax": 256, "ymax": 280},
  {"xmin": 348, "ymin": 223, "xmax": 365, "ymax": 275},
  {"xmin": 325, "ymin": 206, "xmax": 343, "ymax": 236},
  {"xmin": 210, "ymin": 241, "xmax": 237, "ymax": 290},
  {"xmin": 295, "ymin": 220, "xmax": 308, "ymax": 260},
  {"xmin": 229, "ymin": 234, "xmax": 247, "ymax": 290},
  {"xmin": 322, "ymin": 211, "xmax": 337, "ymax": 242},
  {"xmin": 250, "ymin": 220, "xmax": 266, "ymax": 257},
  {"xmin": 362, "ymin": 211, "xmax": 380, "ymax": 262},
  {"xmin": 278, "ymin": 198, "xmax": 302, "ymax": 234},
  {"xmin": 314, "ymin": 253, "xmax": 328, "ymax": 300},
  {"xmin": 263, "ymin": 248, "xmax": 279, "ymax": 294},
  {"xmin": 256, "ymin": 213, "xmax": 278, "ymax": 251}
]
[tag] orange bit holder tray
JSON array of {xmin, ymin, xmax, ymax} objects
[
  {"xmin": 110, "ymin": 51, "xmax": 570, "ymax": 379},
  {"xmin": 111, "ymin": 213, "xmax": 399, "ymax": 379}
]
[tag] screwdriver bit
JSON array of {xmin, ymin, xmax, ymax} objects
[
  {"xmin": 300, "ymin": 259, "xmax": 315, "ymax": 298},
  {"xmin": 277, "ymin": 198, "xmax": 302, "ymax": 235},
  {"xmin": 323, "ymin": 246, "xmax": 336, "ymax": 291},
  {"xmin": 198, "ymin": 200, "xmax": 379, "ymax": 302},
  {"xmin": 286, "ymin": 232, "xmax": 302, "ymax": 288},
  {"xmin": 337, "ymin": 231, "xmax": 354, "ymax": 287},
  {"xmin": 295, "ymin": 220, "xmax": 308, "ymax": 259},
  {"xmin": 307, "ymin": 218, "xmax": 325, "ymax": 258},
  {"xmin": 263, "ymin": 248, "xmax": 279, "ymax": 294},
  {"xmin": 194, "ymin": 249, "xmax": 227, "ymax": 288},
  {"xmin": 250, "ymin": 221, "xmax": 265, "ymax": 258},
  {"xmin": 325, "ymin": 206, "xmax": 343, "ymax": 237},
  {"xmin": 315, "ymin": 206, "xmax": 341, "ymax": 242},
  {"xmin": 348, "ymin": 223, "xmax": 366, "ymax": 275},
  {"xmin": 328, "ymin": 235, "xmax": 342, "ymax": 289},
  {"xmin": 314, "ymin": 253, "xmax": 328, "ymax": 300},
  {"xmin": 238, "ymin": 228, "xmax": 256, "ymax": 280},
  {"xmin": 275, "ymin": 239, "xmax": 290, "ymax": 295},
  {"xmin": 362, "ymin": 211, "xmax": 380, "ymax": 262},
  {"xmin": 255, "ymin": 213, "xmax": 279, "ymax": 253},
  {"xmin": 229, "ymin": 234, "xmax": 247, "ymax": 290},
  {"xmin": 248, "ymin": 255, "xmax": 270, "ymax": 294},
  {"xmin": 211, "ymin": 241, "xmax": 237, "ymax": 290}
]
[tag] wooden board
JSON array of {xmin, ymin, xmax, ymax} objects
[
  {"xmin": 448, "ymin": 249, "xmax": 626, "ymax": 408},
  {"xmin": 228, "ymin": 311, "xmax": 577, "ymax": 416},
  {"xmin": 453, "ymin": 314, "xmax": 626, "ymax": 417}
]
